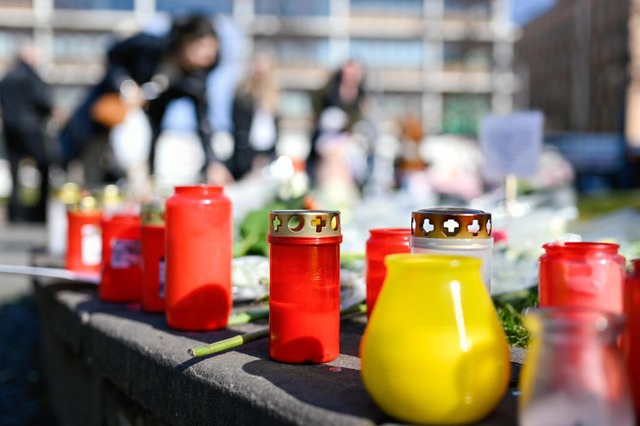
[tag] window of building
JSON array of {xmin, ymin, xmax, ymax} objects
[
  {"xmin": 53, "ymin": 32, "xmax": 111, "ymax": 62},
  {"xmin": 280, "ymin": 90, "xmax": 312, "ymax": 118},
  {"xmin": 375, "ymin": 92, "xmax": 423, "ymax": 121},
  {"xmin": 442, "ymin": 93, "xmax": 491, "ymax": 135},
  {"xmin": 444, "ymin": 0, "xmax": 491, "ymax": 19},
  {"xmin": 443, "ymin": 41, "xmax": 492, "ymax": 71},
  {"xmin": 0, "ymin": 30, "xmax": 31, "ymax": 62},
  {"xmin": 350, "ymin": 0, "xmax": 423, "ymax": 16},
  {"xmin": 54, "ymin": 0, "xmax": 133, "ymax": 10},
  {"xmin": 156, "ymin": 0, "xmax": 232, "ymax": 15},
  {"xmin": 256, "ymin": 36, "xmax": 329, "ymax": 66},
  {"xmin": 350, "ymin": 39, "xmax": 424, "ymax": 69},
  {"xmin": 255, "ymin": 0, "xmax": 329, "ymax": 16},
  {"xmin": 3, "ymin": 0, "xmax": 32, "ymax": 8}
]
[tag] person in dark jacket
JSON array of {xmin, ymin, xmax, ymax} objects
[
  {"xmin": 59, "ymin": 14, "xmax": 233, "ymax": 186},
  {"xmin": 0, "ymin": 41, "xmax": 53, "ymax": 222},
  {"xmin": 308, "ymin": 59, "xmax": 367, "ymax": 184}
]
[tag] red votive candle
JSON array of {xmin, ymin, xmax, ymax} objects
[
  {"xmin": 140, "ymin": 201, "xmax": 166, "ymax": 312},
  {"xmin": 165, "ymin": 185, "xmax": 233, "ymax": 331},
  {"xmin": 365, "ymin": 228, "xmax": 411, "ymax": 318},
  {"xmin": 624, "ymin": 259, "xmax": 640, "ymax": 415},
  {"xmin": 268, "ymin": 210, "xmax": 342, "ymax": 364},
  {"xmin": 539, "ymin": 241, "xmax": 625, "ymax": 314},
  {"xmin": 99, "ymin": 212, "xmax": 142, "ymax": 302},
  {"xmin": 66, "ymin": 196, "xmax": 102, "ymax": 275}
]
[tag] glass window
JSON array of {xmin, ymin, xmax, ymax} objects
[
  {"xmin": 256, "ymin": 36, "xmax": 329, "ymax": 66},
  {"xmin": 376, "ymin": 92, "xmax": 423, "ymax": 120},
  {"xmin": 3, "ymin": 0, "xmax": 32, "ymax": 8},
  {"xmin": 280, "ymin": 91, "xmax": 312, "ymax": 118},
  {"xmin": 350, "ymin": 39, "xmax": 424, "ymax": 69},
  {"xmin": 442, "ymin": 93, "xmax": 491, "ymax": 135},
  {"xmin": 53, "ymin": 32, "xmax": 111, "ymax": 62},
  {"xmin": 443, "ymin": 41, "xmax": 492, "ymax": 71},
  {"xmin": 54, "ymin": 0, "xmax": 133, "ymax": 10},
  {"xmin": 0, "ymin": 30, "xmax": 31, "ymax": 61},
  {"xmin": 156, "ymin": 0, "xmax": 232, "ymax": 15},
  {"xmin": 444, "ymin": 0, "xmax": 491, "ymax": 19},
  {"xmin": 255, "ymin": 0, "xmax": 329, "ymax": 16},
  {"xmin": 350, "ymin": 0, "xmax": 423, "ymax": 16}
]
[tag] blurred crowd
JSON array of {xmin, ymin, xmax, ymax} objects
[{"xmin": 0, "ymin": 12, "xmax": 579, "ymax": 224}]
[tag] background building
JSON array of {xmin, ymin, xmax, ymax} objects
[
  {"xmin": 515, "ymin": 0, "xmax": 635, "ymax": 191},
  {"xmin": 516, "ymin": 0, "xmax": 630, "ymax": 133},
  {"xmin": 0, "ymin": 0, "xmax": 516, "ymax": 135}
]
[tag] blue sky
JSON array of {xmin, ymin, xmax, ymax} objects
[{"xmin": 511, "ymin": 0, "xmax": 557, "ymax": 25}]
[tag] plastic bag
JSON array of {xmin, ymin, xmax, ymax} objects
[{"xmin": 109, "ymin": 108, "xmax": 151, "ymax": 169}]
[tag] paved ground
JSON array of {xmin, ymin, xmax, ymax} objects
[{"xmin": 0, "ymin": 223, "xmax": 57, "ymax": 426}]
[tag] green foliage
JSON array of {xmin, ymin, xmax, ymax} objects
[
  {"xmin": 493, "ymin": 288, "xmax": 538, "ymax": 348},
  {"xmin": 233, "ymin": 195, "xmax": 309, "ymax": 258}
]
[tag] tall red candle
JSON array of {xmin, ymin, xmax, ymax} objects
[
  {"xmin": 165, "ymin": 185, "xmax": 232, "ymax": 331},
  {"xmin": 268, "ymin": 210, "xmax": 342, "ymax": 364}
]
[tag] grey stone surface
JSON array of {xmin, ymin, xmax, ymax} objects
[{"xmin": 36, "ymin": 280, "xmax": 521, "ymax": 426}]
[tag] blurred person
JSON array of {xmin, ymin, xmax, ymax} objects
[
  {"xmin": 229, "ymin": 53, "xmax": 280, "ymax": 180},
  {"xmin": 150, "ymin": 14, "xmax": 244, "ymax": 169},
  {"xmin": 59, "ymin": 14, "xmax": 233, "ymax": 190},
  {"xmin": 0, "ymin": 40, "xmax": 53, "ymax": 222},
  {"xmin": 308, "ymin": 59, "xmax": 367, "ymax": 183}
]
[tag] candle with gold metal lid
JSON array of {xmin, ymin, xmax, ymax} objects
[
  {"xmin": 411, "ymin": 207, "xmax": 493, "ymax": 291},
  {"xmin": 267, "ymin": 209, "xmax": 342, "ymax": 363}
]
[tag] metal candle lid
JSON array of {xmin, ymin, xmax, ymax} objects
[
  {"xmin": 53, "ymin": 182, "xmax": 81, "ymax": 205},
  {"xmin": 269, "ymin": 210, "xmax": 341, "ymax": 238},
  {"xmin": 411, "ymin": 207, "xmax": 492, "ymax": 239},
  {"xmin": 140, "ymin": 201, "xmax": 165, "ymax": 226},
  {"xmin": 69, "ymin": 195, "xmax": 100, "ymax": 213}
]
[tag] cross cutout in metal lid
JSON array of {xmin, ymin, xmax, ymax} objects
[
  {"xmin": 487, "ymin": 219, "xmax": 492, "ymax": 234},
  {"xmin": 443, "ymin": 219, "xmax": 460, "ymax": 235},
  {"xmin": 272, "ymin": 215, "xmax": 282, "ymax": 232},
  {"xmin": 422, "ymin": 218, "xmax": 435, "ymax": 234},
  {"xmin": 467, "ymin": 219, "xmax": 480, "ymax": 236},
  {"xmin": 311, "ymin": 215, "xmax": 327, "ymax": 233}
]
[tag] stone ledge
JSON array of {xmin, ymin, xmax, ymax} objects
[{"xmin": 35, "ymin": 282, "xmax": 520, "ymax": 426}]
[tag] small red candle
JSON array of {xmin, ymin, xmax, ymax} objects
[
  {"xmin": 140, "ymin": 201, "xmax": 166, "ymax": 313},
  {"xmin": 66, "ymin": 196, "xmax": 102, "ymax": 275},
  {"xmin": 99, "ymin": 213, "xmax": 142, "ymax": 302},
  {"xmin": 624, "ymin": 259, "xmax": 640, "ymax": 414},
  {"xmin": 268, "ymin": 210, "xmax": 342, "ymax": 364},
  {"xmin": 365, "ymin": 228, "xmax": 411, "ymax": 318},
  {"xmin": 539, "ymin": 241, "xmax": 625, "ymax": 314}
]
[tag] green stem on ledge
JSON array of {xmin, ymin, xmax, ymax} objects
[
  {"xmin": 188, "ymin": 329, "xmax": 269, "ymax": 357},
  {"xmin": 187, "ymin": 302, "xmax": 366, "ymax": 358}
]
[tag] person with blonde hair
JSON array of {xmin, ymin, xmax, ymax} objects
[{"xmin": 229, "ymin": 53, "xmax": 280, "ymax": 180}]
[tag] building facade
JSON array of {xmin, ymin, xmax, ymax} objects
[
  {"xmin": 516, "ymin": 0, "xmax": 631, "ymax": 133},
  {"xmin": 0, "ymin": 0, "xmax": 516, "ymax": 135}
]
